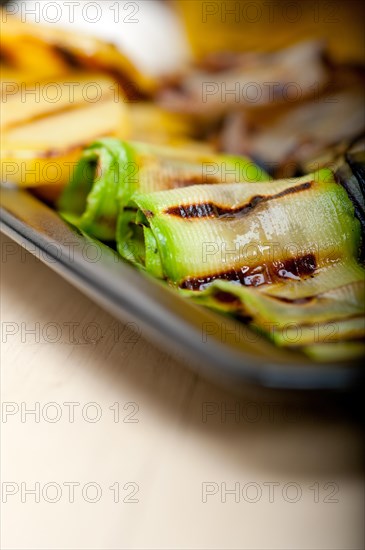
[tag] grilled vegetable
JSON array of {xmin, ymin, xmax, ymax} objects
[
  {"xmin": 59, "ymin": 139, "xmax": 268, "ymax": 240},
  {"xmin": 0, "ymin": 15, "xmax": 157, "ymax": 191},
  {"xmin": 184, "ymin": 269, "xmax": 365, "ymax": 359},
  {"xmin": 120, "ymin": 169, "xmax": 357, "ymax": 282},
  {"xmin": 335, "ymin": 143, "xmax": 365, "ymax": 259},
  {"xmin": 0, "ymin": 74, "xmax": 130, "ymax": 189},
  {"xmin": 159, "ymin": 41, "xmax": 329, "ymax": 117},
  {"xmin": 1, "ymin": 15, "xmax": 155, "ymax": 98},
  {"xmin": 225, "ymin": 88, "xmax": 365, "ymax": 178},
  {"xmin": 157, "ymin": 36, "xmax": 365, "ymax": 177},
  {"xmin": 117, "ymin": 167, "xmax": 364, "ymax": 359}
]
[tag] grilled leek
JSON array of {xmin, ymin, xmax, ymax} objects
[
  {"xmin": 117, "ymin": 168, "xmax": 364, "ymax": 358},
  {"xmin": 58, "ymin": 140, "xmax": 364, "ymax": 360},
  {"xmin": 59, "ymin": 139, "xmax": 268, "ymax": 240},
  {"xmin": 121, "ymin": 169, "xmax": 359, "ymax": 283}
]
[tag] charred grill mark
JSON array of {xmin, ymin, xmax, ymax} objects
[
  {"xmin": 327, "ymin": 334, "xmax": 365, "ymax": 343},
  {"xmin": 167, "ymin": 202, "xmax": 216, "ymax": 218},
  {"xmin": 105, "ymin": 70, "xmax": 148, "ymax": 101},
  {"xmin": 267, "ymin": 295, "xmax": 316, "ymax": 305},
  {"xmin": 180, "ymin": 253, "xmax": 317, "ymax": 291},
  {"xmin": 276, "ymin": 254, "xmax": 316, "ymax": 279},
  {"xmin": 165, "ymin": 181, "xmax": 312, "ymax": 219},
  {"xmin": 212, "ymin": 291, "xmax": 242, "ymax": 308},
  {"xmin": 0, "ymin": 46, "xmax": 15, "ymax": 67},
  {"xmin": 270, "ymin": 181, "xmax": 312, "ymax": 198},
  {"xmin": 53, "ymin": 45, "xmax": 83, "ymax": 69},
  {"xmin": 53, "ymin": 46, "xmax": 147, "ymax": 101}
]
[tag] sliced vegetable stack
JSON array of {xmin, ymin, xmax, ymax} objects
[{"xmin": 59, "ymin": 139, "xmax": 365, "ymax": 361}]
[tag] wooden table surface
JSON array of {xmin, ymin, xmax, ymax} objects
[{"xmin": 1, "ymin": 232, "xmax": 364, "ymax": 550}]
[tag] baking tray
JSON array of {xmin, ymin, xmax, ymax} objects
[{"xmin": 1, "ymin": 186, "xmax": 363, "ymax": 390}]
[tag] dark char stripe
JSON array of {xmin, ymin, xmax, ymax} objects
[
  {"xmin": 165, "ymin": 181, "xmax": 312, "ymax": 219},
  {"xmin": 180, "ymin": 253, "xmax": 317, "ymax": 291},
  {"xmin": 267, "ymin": 295, "xmax": 316, "ymax": 305},
  {"xmin": 53, "ymin": 45, "xmax": 83, "ymax": 69}
]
